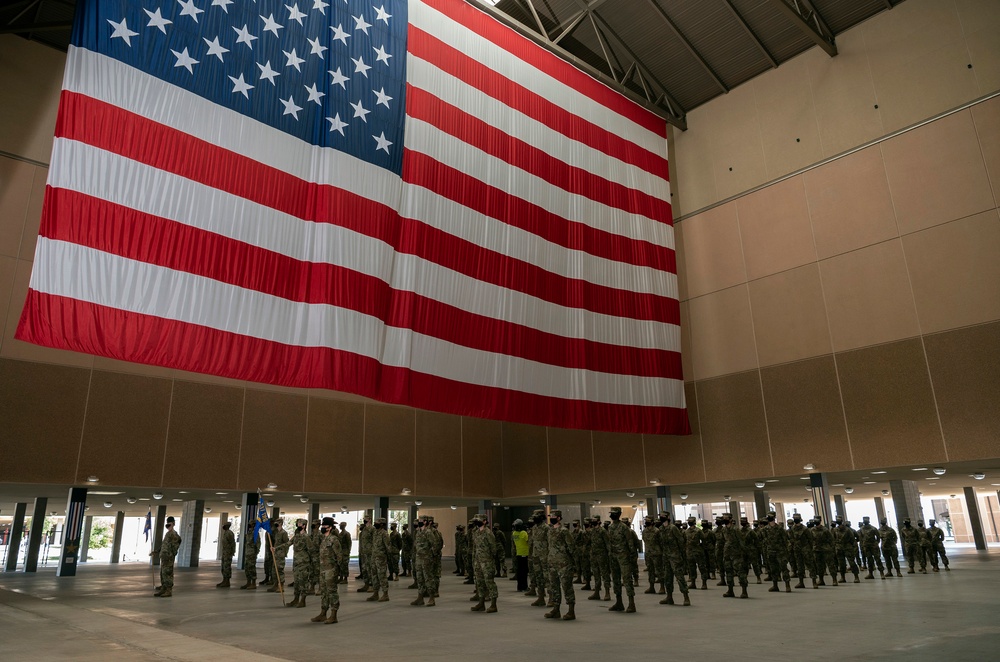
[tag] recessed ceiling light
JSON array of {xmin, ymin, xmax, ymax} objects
[
  {"xmin": 932, "ymin": 468, "xmax": 946, "ymax": 475},
  {"xmin": 926, "ymin": 477, "xmax": 940, "ymax": 480},
  {"xmin": 871, "ymin": 471, "xmax": 887, "ymax": 474},
  {"xmin": 86, "ymin": 476, "xmax": 99, "ymax": 482},
  {"xmin": 178, "ymin": 491, "xmax": 188, "ymax": 494},
  {"xmin": 223, "ymin": 500, "xmax": 234, "ymax": 503},
  {"xmin": 800, "ymin": 477, "xmax": 810, "ymax": 480},
  {"xmin": 89, "ymin": 491, "xmax": 124, "ymax": 496},
  {"xmin": 138, "ymin": 498, "xmax": 150, "ymax": 501},
  {"xmin": 765, "ymin": 479, "xmax": 779, "ymax": 483},
  {"xmin": 216, "ymin": 492, "xmax": 228, "ymax": 495},
  {"xmin": 832, "ymin": 484, "xmax": 844, "ymax": 487},
  {"xmin": 912, "ymin": 468, "xmax": 928, "ymax": 471},
  {"xmin": 863, "ymin": 481, "xmax": 876, "ymax": 485},
  {"xmin": 172, "ymin": 498, "xmax": 182, "ymax": 501}
]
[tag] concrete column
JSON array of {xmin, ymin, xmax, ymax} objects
[
  {"xmin": 408, "ymin": 504, "xmax": 418, "ymax": 527},
  {"xmin": 809, "ymin": 473, "xmax": 833, "ymax": 526},
  {"xmin": 645, "ymin": 497, "xmax": 658, "ymax": 519},
  {"xmin": 963, "ymin": 487, "xmax": 988, "ymax": 551},
  {"xmin": 109, "ymin": 511, "xmax": 126, "ymax": 563},
  {"xmin": 547, "ymin": 495, "xmax": 557, "ymax": 512},
  {"xmin": 655, "ymin": 486, "xmax": 671, "ymax": 518},
  {"xmin": 151, "ymin": 505, "xmax": 167, "ymax": 565},
  {"xmin": 754, "ymin": 489, "xmax": 769, "ymax": 519},
  {"xmin": 309, "ymin": 503, "xmax": 320, "ymax": 524},
  {"xmin": 4, "ymin": 502, "xmax": 27, "ymax": 572},
  {"xmin": 270, "ymin": 506, "xmax": 280, "ymax": 521},
  {"xmin": 890, "ymin": 480, "xmax": 924, "ymax": 531},
  {"xmin": 78, "ymin": 516, "xmax": 93, "ymax": 563},
  {"xmin": 237, "ymin": 492, "xmax": 255, "ymax": 570},
  {"xmin": 834, "ymin": 494, "xmax": 846, "ymax": 520},
  {"xmin": 178, "ymin": 500, "xmax": 205, "ymax": 567},
  {"xmin": 57, "ymin": 487, "xmax": 88, "ymax": 577},
  {"xmin": 216, "ymin": 512, "xmax": 228, "ymax": 560},
  {"xmin": 24, "ymin": 498, "xmax": 48, "ymax": 573},
  {"xmin": 579, "ymin": 502, "xmax": 591, "ymax": 520},
  {"xmin": 773, "ymin": 502, "xmax": 785, "ymax": 522},
  {"xmin": 874, "ymin": 497, "xmax": 887, "ymax": 524},
  {"xmin": 728, "ymin": 501, "xmax": 739, "ymax": 520},
  {"xmin": 373, "ymin": 497, "xmax": 389, "ymax": 523}
]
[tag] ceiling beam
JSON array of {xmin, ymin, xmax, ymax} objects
[
  {"xmin": 722, "ymin": 0, "xmax": 778, "ymax": 69},
  {"xmin": 769, "ymin": 0, "xmax": 837, "ymax": 56},
  {"xmin": 553, "ymin": 0, "xmax": 611, "ymax": 46},
  {"xmin": 0, "ymin": 20, "xmax": 72, "ymax": 34},
  {"xmin": 644, "ymin": 0, "xmax": 728, "ymax": 94}
]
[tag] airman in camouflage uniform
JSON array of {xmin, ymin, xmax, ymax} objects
[
  {"xmin": 607, "ymin": 507, "xmax": 636, "ymax": 613},
  {"xmin": 357, "ymin": 518, "xmax": 374, "ymax": 592},
  {"xmin": 789, "ymin": 514, "xmax": 815, "ymax": 588},
  {"xmin": 657, "ymin": 512, "xmax": 691, "ymax": 606},
  {"xmin": 470, "ymin": 515, "xmax": 499, "ymax": 613},
  {"xmin": 337, "ymin": 521, "xmax": 351, "ymax": 585},
  {"xmin": 492, "ymin": 525, "xmax": 507, "ymax": 577},
  {"xmin": 786, "ymin": 518, "xmax": 800, "ymax": 579},
  {"xmin": 701, "ymin": 519, "xmax": 717, "ymax": 580},
  {"xmin": 429, "ymin": 519, "xmax": 444, "ymax": 596},
  {"xmin": 153, "ymin": 517, "xmax": 181, "ymax": 597},
  {"xmin": 389, "ymin": 522, "xmax": 402, "ymax": 581},
  {"xmin": 763, "ymin": 515, "xmax": 791, "ymax": 593},
  {"xmin": 287, "ymin": 518, "xmax": 315, "ymax": 608},
  {"xmin": 366, "ymin": 517, "xmax": 391, "ymax": 602},
  {"xmin": 217, "ymin": 520, "xmax": 235, "ymax": 588},
  {"xmin": 529, "ymin": 510, "xmax": 550, "ymax": 607},
  {"xmin": 721, "ymin": 515, "xmax": 749, "ymax": 599},
  {"xmin": 714, "ymin": 519, "xmax": 727, "ymax": 585},
  {"xmin": 641, "ymin": 516, "xmax": 662, "ymax": 595},
  {"xmin": 588, "ymin": 516, "xmax": 612, "ymax": 601},
  {"xmin": 454, "ymin": 524, "xmax": 468, "ymax": 576},
  {"xmin": 685, "ymin": 516, "xmax": 708, "ymax": 590},
  {"xmin": 879, "ymin": 518, "xmax": 901, "ymax": 577},
  {"xmin": 741, "ymin": 517, "xmax": 762, "ymax": 584},
  {"xmin": 544, "ymin": 510, "xmax": 576, "ymax": 620},
  {"xmin": 811, "ymin": 516, "xmax": 838, "ymax": 586},
  {"xmin": 917, "ymin": 521, "xmax": 932, "ymax": 573},
  {"xmin": 309, "ymin": 520, "xmax": 322, "ymax": 593},
  {"xmin": 410, "ymin": 518, "xmax": 435, "ymax": 606},
  {"xmin": 268, "ymin": 518, "xmax": 290, "ymax": 593},
  {"xmin": 927, "ymin": 519, "xmax": 949, "ymax": 571},
  {"xmin": 835, "ymin": 517, "xmax": 861, "ymax": 583},
  {"xmin": 859, "ymin": 516, "xmax": 885, "ymax": 579},
  {"xmin": 900, "ymin": 518, "xmax": 923, "ymax": 573},
  {"xmin": 625, "ymin": 518, "xmax": 641, "ymax": 587},
  {"xmin": 575, "ymin": 520, "xmax": 592, "ymax": 590},
  {"xmin": 311, "ymin": 517, "xmax": 342, "ymax": 624},
  {"xmin": 400, "ymin": 523, "xmax": 413, "ymax": 577},
  {"xmin": 241, "ymin": 520, "xmax": 260, "ymax": 590}
]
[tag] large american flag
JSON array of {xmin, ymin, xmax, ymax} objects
[{"xmin": 16, "ymin": 0, "xmax": 689, "ymax": 434}]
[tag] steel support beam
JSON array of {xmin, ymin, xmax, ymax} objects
[
  {"xmin": 722, "ymin": 0, "xmax": 778, "ymax": 68},
  {"xmin": 0, "ymin": 20, "xmax": 72, "ymax": 34},
  {"xmin": 770, "ymin": 0, "xmax": 837, "ymax": 56},
  {"xmin": 644, "ymin": 0, "xmax": 728, "ymax": 93}
]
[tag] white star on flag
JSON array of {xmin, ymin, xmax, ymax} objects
[
  {"xmin": 374, "ymin": 5, "xmax": 391, "ymax": 24},
  {"xmin": 280, "ymin": 95, "xmax": 303, "ymax": 119},
  {"xmin": 312, "ymin": 0, "xmax": 329, "ymax": 15},
  {"xmin": 353, "ymin": 13, "xmax": 371, "ymax": 34},
  {"xmin": 233, "ymin": 24, "xmax": 257, "ymax": 48},
  {"xmin": 211, "ymin": 0, "xmax": 233, "ymax": 13},
  {"xmin": 203, "ymin": 36, "xmax": 230, "ymax": 62},
  {"xmin": 373, "ymin": 132, "xmax": 392, "ymax": 153},
  {"xmin": 328, "ymin": 67, "xmax": 349, "ymax": 89},
  {"xmin": 229, "ymin": 73, "xmax": 254, "ymax": 98},
  {"xmin": 260, "ymin": 13, "xmax": 283, "ymax": 37},
  {"xmin": 177, "ymin": 0, "xmax": 204, "ymax": 23},
  {"xmin": 283, "ymin": 48, "xmax": 305, "ymax": 72},
  {"xmin": 373, "ymin": 45, "xmax": 391, "ymax": 65},
  {"xmin": 326, "ymin": 113, "xmax": 348, "ymax": 135},
  {"xmin": 307, "ymin": 36, "xmax": 327, "ymax": 59},
  {"xmin": 351, "ymin": 55, "xmax": 370, "ymax": 77},
  {"xmin": 330, "ymin": 23, "xmax": 349, "ymax": 44},
  {"xmin": 286, "ymin": 3, "xmax": 306, "ymax": 25},
  {"xmin": 304, "ymin": 83, "xmax": 325, "ymax": 105},
  {"xmin": 108, "ymin": 17, "xmax": 139, "ymax": 46},
  {"xmin": 373, "ymin": 87, "xmax": 392, "ymax": 108},
  {"xmin": 171, "ymin": 47, "xmax": 199, "ymax": 73},
  {"xmin": 256, "ymin": 60, "xmax": 280, "ymax": 84},
  {"xmin": 350, "ymin": 99, "xmax": 370, "ymax": 121},
  {"xmin": 143, "ymin": 8, "xmax": 172, "ymax": 34}
]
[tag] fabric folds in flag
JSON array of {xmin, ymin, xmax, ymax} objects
[
  {"xmin": 143, "ymin": 508, "xmax": 152, "ymax": 543},
  {"xmin": 15, "ymin": 0, "xmax": 689, "ymax": 434},
  {"xmin": 254, "ymin": 495, "xmax": 271, "ymax": 543}
]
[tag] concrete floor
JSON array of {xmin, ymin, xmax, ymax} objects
[{"xmin": 1, "ymin": 547, "xmax": 998, "ymax": 661}]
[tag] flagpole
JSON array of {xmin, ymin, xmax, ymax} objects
[{"xmin": 265, "ymin": 530, "xmax": 285, "ymax": 606}]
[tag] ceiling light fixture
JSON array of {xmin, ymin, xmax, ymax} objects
[
  {"xmin": 723, "ymin": 495, "xmax": 731, "ymax": 502},
  {"xmin": 973, "ymin": 472, "xmax": 986, "ymax": 480},
  {"xmin": 844, "ymin": 487, "xmax": 854, "ymax": 494},
  {"xmin": 299, "ymin": 497, "xmax": 309, "ymax": 503},
  {"xmin": 679, "ymin": 493, "xmax": 688, "ymax": 500},
  {"xmin": 803, "ymin": 464, "xmax": 815, "ymax": 471},
  {"xmin": 86, "ymin": 475, "xmax": 99, "ymax": 483},
  {"xmin": 103, "ymin": 501, "xmax": 113, "ymax": 508},
  {"xmin": 266, "ymin": 500, "xmax": 275, "ymax": 507},
  {"xmin": 881, "ymin": 490, "xmax": 889, "ymax": 496},
  {"xmin": 912, "ymin": 468, "xmax": 928, "ymax": 472},
  {"xmin": 126, "ymin": 497, "xmax": 137, "ymax": 504},
  {"xmin": 235, "ymin": 504, "xmax": 242, "ymax": 510},
  {"xmin": 266, "ymin": 483, "xmax": 278, "ymax": 490},
  {"xmin": 204, "ymin": 506, "xmax": 212, "ymax": 513},
  {"xmin": 932, "ymin": 467, "xmax": 946, "ymax": 475},
  {"xmin": 401, "ymin": 488, "xmax": 411, "ymax": 495},
  {"xmin": 754, "ymin": 481, "xmax": 765, "ymax": 489},
  {"xmin": 450, "ymin": 505, "xmax": 457, "ymax": 510},
  {"xmin": 626, "ymin": 491, "xmax": 635, "ymax": 498},
  {"xmin": 414, "ymin": 501, "xmax": 422, "ymax": 506},
  {"xmin": 649, "ymin": 478, "xmax": 660, "ymax": 485},
  {"xmin": 153, "ymin": 492, "xmax": 163, "ymax": 500}
]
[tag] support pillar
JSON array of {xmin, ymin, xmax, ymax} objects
[
  {"xmin": 373, "ymin": 497, "xmax": 389, "ymax": 523},
  {"xmin": 889, "ymin": 480, "xmax": 924, "ymax": 531},
  {"xmin": 178, "ymin": 500, "xmax": 204, "ymax": 567},
  {"xmin": 874, "ymin": 497, "xmax": 887, "ymax": 524},
  {"xmin": 79, "ymin": 516, "xmax": 93, "ymax": 563},
  {"xmin": 152, "ymin": 504, "xmax": 167, "ymax": 566},
  {"xmin": 237, "ymin": 492, "xmax": 254, "ymax": 570},
  {"xmin": 408, "ymin": 504, "xmax": 418, "ymax": 528},
  {"xmin": 645, "ymin": 497, "xmax": 658, "ymax": 519},
  {"xmin": 753, "ymin": 489, "xmax": 769, "ymax": 519},
  {"xmin": 4, "ymin": 502, "xmax": 27, "ymax": 572},
  {"xmin": 109, "ymin": 511, "xmax": 125, "ymax": 564},
  {"xmin": 57, "ymin": 488, "xmax": 88, "ymax": 576},
  {"xmin": 579, "ymin": 502, "xmax": 591, "ymax": 521},
  {"xmin": 216, "ymin": 512, "xmax": 228, "ymax": 560},
  {"xmin": 309, "ymin": 503, "xmax": 320, "ymax": 524},
  {"xmin": 270, "ymin": 506, "xmax": 280, "ymax": 521},
  {"xmin": 964, "ymin": 487, "xmax": 988, "ymax": 551},
  {"xmin": 24, "ymin": 497, "xmax": 48, "ymax": 573},
  {"xmin": 809, "ymin": 473, "xmax": 833, "ymax": 526},
  {"xmin": 728, "ymin": 501, "xmax": 739, "ymax": 520},
  {"xmin": 834, "ymin": 494, "xmax": 846, "ymax": 520},
  {"xmin": 773, "ymin": 502, "xmax": 785, "ymax": 522},
  {"xmin": 655, "ymin": 486, "xmax": 672, "ymax": 519}
]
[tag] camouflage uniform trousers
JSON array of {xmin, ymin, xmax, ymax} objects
[
  {"xmin": 494, "ymin": 548, "xmax": 506, "ymax": 577},
  {"xmin": 610, "ymin": 552, "xmax": 634, "ymax": 598},
  {"xmin": 579, "ymin": 549, "xmax": 592, "ymax": 586},
  {"xmin": 631, "ymin": 552, "xmax": 640, "ymax": 586},
  {"xmin": 715, "ymin": 544, "xmax": 726, "ymax": 582},
  {"xmin": 320, "ymin": 567, "xmax": 340, "ymax": 611},
  {"xmin": 221, "ymin": 556, "xmax": 233, "ymax": 580},
  {"xmin": 531, "ymin": 556, "xmax": 548, "ymax": 596},
  {"xmin": 814, "ymin": 549, "xmax": 836, "ymax": 581},
  {"xmin": 415, "ymin": 554, "xmax": 434, "ymax": 596},
  {"xmin": 795, "ymin": 545, "xmax": 816, "ymax": 580},
  {"xmin": 882, "ymin": 545, "xmax": 901, "ymax": 574},
  {"xmin": 861, "ymin": 544, "xmax": 883, "ymax": 573},
  {"xmin": 686, "ymin": 548, "xmax": 707, "ymax": 582},
  {"xmin": 904, "ymin": 542, "xmax": 925, "ymax": 571},
  {"xmin": 274, "ymin": 554, "xmax": 288, "ymax": 586},
  {"xmin": 660, "ymin": 551, "xmax": 689, "ymax": 594},
  {"xmin": 401, "ymin": 549, "xmax": 412, "ymax": 575},
  {"xmin": 245, "ymin": 551, "xmax": 259, "ymax": 583},
  {"xmin": 390, "ymin": 550, "xmax": 400, "ymax": 578},
  {"xmin": 547, "ymin": 559, "xmax": 575, "ymax": 605},
  {"xmin": 767, "ymin": 551, "xmax": 790, "ymax": 583},
  {"xmin": 646, "ymin": 552, "xmax": 664, "ymax": 586},
  {"xmin": 372, "ymin": 554, "xmax": 389, "ymax": 592},
  {"xmin": 724, "ymin": 549, "xmax": 748, "ymax": 588},
  {"xmin": 160, "ymin": 557, "xmax": 175, "ymax": 589},
  {"xmin": 747, "ymin": 549, "xmax": 762, "ymax": 580},
  {"xmin": 474, "ymin": 558, "xmax": 498, "ymax": 601},
  {"xmin": 293, "ymin": 558, "xmax": 312, "ymax": 594},
  {"xmin": 837, "ymin": 546, "xmax": 859, "ymax": 577},
  {"xmin": 704, "ymin": 543, "xmax": 716, "ymax": 577},
  {"xmin": 929, "ymin": 542, "xmax": 948, "ymax": 569},
  {"xmin": 590, "ymin": 553, "xmax": 611, "ymax": 592},
  {"xmin": 338, "ymin": 554, "xmax": 349, "ymax": 584},
  {"xmin": 788, "ymin": 546, "xmax": 800, "ymax": 578}
]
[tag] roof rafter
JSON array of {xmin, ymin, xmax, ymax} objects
[
  {"xmin": 722, "ymin": 0, "xmax": 778, "ymax": 69},
  {"xmin": 769, "ymin": 0, "xmax": 837, "ymax": 56},
  {"xmin": 644, "ymin": 0, "xmax": 728, "ymax": 94}
]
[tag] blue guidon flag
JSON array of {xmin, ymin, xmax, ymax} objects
[
  {"xmin": 254, "ymin": 494, "xmax": 272, "ymax": 543},
  {"xmin": 16, "ymin": 0, "xmax": 688, "ymax": 435},
  {"xmin": 143, "ymin": 507, "xmax": 152, "ymax": 542}
]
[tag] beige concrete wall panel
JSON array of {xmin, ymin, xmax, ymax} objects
[
  {"xmin": 642, "ymin": 383, "xmax": 705, "ymax": 485},
  {"xmin": 679, "ymin": 300, "xmax": 693, "ymax": 380},
  {"xmin": 923, "ymin": 322, "xmax": 1000, "ymax": 461},
  {"xmin": 862, "ymin": 0, "xmax": 965, "ymax": 78},
  {"xmin": 736, "ymin": 177, "xmax": 817, "ymax": 280},
  {"xmin": 903, "ymin": 210, "xmax": 1000, "ymax": 334},
  {"xmin": 760, "ymin": 356, "xmax": 852, "ymax": 476},
  {"xmin": 91, "ymin": 356, "xmax": 177, "ymax": 380},
  {"xmin": 820, "ymin": 239, "xmax": 921, "ymax": 352},
  {"xmin": 672, "ymin": 126, "xmax": 718, "ymax": 215},
  {"xmin": 0, "ymin": 35, "xmax": 63, "ymax": 164},
  {"xmin": 162, "ymin": 381, "xmax": 243, "ymax": 490},
  {"xmin": 546, "ymin": 427, "xmax": 595, "ymax": 495},
  {"xmin": 836, "ymin": 339, "xmax": 945, "ymax": 468},
  {"xmin": 804, "ymin": 146, "xmax": 898, "ymax": 259},
  {"xmin": 0, "ymin": 157, "xmax": 32, "ymax": 259},
  {"xmin": 972, "ymin": 97, "xmax": 1000, "ymax": 201},
  {"xmin": 749, "ymin": 263, "xmax": 832, "ymax": 367},
  {"xmin": 2, "ymin": 259, "xmax": 94, "ymax": 368},
  {"xmin": 304, "ymin": 398, "xmax": 364, "ymax": 494},
  {"xmin": 0, "ymin": 358, "xmax": 89, "ymax": 483},
  {"xmin": 414, "ymin": 410, "xmax": 462, "ymax": 497},
  {"xmin": 678, "ymin": 202, "xmax": 747, "ymax": 299},
  {"xmin": 753, "ymin": 55, "xmax": 824, "ymax": 179},
  {"xmin": 697, "ymin": 371, "xmax": 772, "ymax": 482},
  {"xmin": 500, "ymin": 422, "xmax": 548, "ymax": 498},
  {"xmin": 18, "ymin": 165, "xmax": 45, "ymax": 262},
  {"xmin": 237, "ymin": 389, "xmax": 307, "ymax": 492},
  {"xmin": 361, "ymin": 404, "xmax": 415, "ymax": 497},
  {"xmin": 461, "ymin": 416, "xmax": 503, "ymax": 498},
  {"xmin": 673, "ymin": 221, "xmax": 689, "ymax": 301},
  {"xmin": 592, "ymin": 431, "xmax": 646, "ymax": 491},
  {"xmin": 712, "ymin": 136, "xmax": 769, "ymax": 201},
  {"xmin": 807, "ymin": 28, "xmax": 884, "ymax": 157},
  {"xmin": 688, "ymin": 284, "xmax": 758, "ymax": 380},
  {"xmin": 966, "ymin": 26, "xmax": 1000, "ymax": 94},
  {"xmin": 77, "ymin": 370, "xmax": 172, "ymax": 487},
  {"xmin": 882, "ymin": 109, "xmax": 994, "ymax": 234},
  {"xmin": 0, "ymin": 256, "xmax": 15, "ymax": 349}
]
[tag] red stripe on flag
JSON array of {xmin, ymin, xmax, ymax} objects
[
  {"xmin": 419, "ymin": 0, "xmax": 668, "ymax": 139},
  {"xmin": 54, "ymin": 92, "xmax": 680, "ymax": 324},
  {"xmin": 408, "ymin": 26, "xmax": 670, "ymax": 181},
  {"xmin": 15, "ymin": 290, "xmax": 691, "ymax": 435},
  {"xmin": 406, "ymin": 86, "xmax": 672, "ymax": 224},
  {"xmin": 40, "ymin": 187, "xmax": 682, "ymax": 378}
]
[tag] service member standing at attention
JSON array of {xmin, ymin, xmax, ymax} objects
[
  {"xmin": 389, "ymin": 521, "xmax": 402, "ymax": 581},
  {"xmin": 470, "ymin": 515, "xmax": 499, "ymax": 613},
  {"xmin": 153, "ymin": 516, "xmax": 182, "ymax": 597},
  {"xmin": 337, "ymin": 521, "xmax": 351, "ymax": 585},
  {"xmin": 288, "ymin": 518, "xmax": 315, "ymax": 608},
  {"xmin": 529, "ymin": 510, "xmax": 550, "ymax": 607},
  {"xmin": 859, "ymin": 516, "xmax": 885, "ymax": 579},
  {"xmin": 811, "ymin": 516, "xmax": 838, "ymax": 587},
  {"xmin": 311, "ymin": 517, "xmax": 342, "ymax": 625},
  {"xmin": 588, "ymin": 516, "xmax": 612, "ymax": 602},
  {"xmin": 685, "ymin": 516, "xmax": 708, "ymax": 591},
  {"xmin": 641, "ymin": 516, "xmax": 662, "ymax": 595},
  {"xmin": 400, "ymin": 523, "xmax": 413, "ymax": 577},
  {"xmin": 242, "ymin": 520, "xmax": 260, "ymax": 590},
  {"xmin": 763, "ymin": 515, "xmax": 791, "ymax": 593},
  {"xmin": 455, "ymin": 524, "xmax": 467, "ymax": 576},
  {"xmin": 657, "ymin": 512, "xmax": 691, "ymax": 607},
  {"xmin": 357, "ymin": 517, "xmax": 374, "ymax": 592},
  {"xmin": 367, "ymin": 518, "xmax": 391, "ymax": 602},
  {"xmin": 607, "ymin": 507, "xmax": 637, "ymax": 613},
  {"xmin": 544, "ymin": 510, "xmax": 576, "ymax": 620},
  {"xmin": 269, "ymin": 518, "xmax": 290, "ymax": 593},
  {"xmin": 879, "ymin": 518, "xmax": 901, "ymax": 577},
  {"xmin": 428, "ymin": 517, "xmax": 445, "ymax": 598},
  {"xmin": 217, "ymin": 520, "xmax": 235, "ymax": 588},
  {"xmin": 927, "ymin": 519, "xmax": 950, "ymax": 571},
  {"xmin": 493, "ymin": 524, "xmax": 507, "ymax": 578}
]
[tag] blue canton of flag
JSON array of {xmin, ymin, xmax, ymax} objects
[
  {"xmin": 78, "ymin": 0, "xmax": 407, "ymax": 174},
  {"xmin": 143, "ymin": 508, "xmax": 152, "ymax": 542},
  {"xmin": 253, "ymin": 494, "xmax": 271, "ymax": 543}
]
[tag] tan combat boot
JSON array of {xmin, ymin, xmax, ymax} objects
[
  {"xmin": 297, "ymin": 594, "xmax": 306, "ymax": 608},
  {"xmin": 366, "ymin": 590, "xmax": 380, "ymax": 602},
  {"xmin": 426, "ymin": 596, "xmax": 436, "ymax": 606},
  {"xmin": 310, "ymin": 609, "xmax": 327, "ymax": 623},
  {"xmin": 530, "ymin": 595, "xmax": 546, "ymax": 607},
  {"xmin": 285, "ymin": 592, "xmax": 299, "ymax": 607},
  {"xmin": 471, "ymin": 599, "xmax": 486, "ymax": 612},
  {"xmin": 324, "ymin": 608, "xmax": 338, "ymax": 624},
  {"xmin": 658, "ymin": 592, "xmax": 673, "ymax": 605},
  {"xmin": 410, "ymin": 594, "xmax": 425, "ymax": 606},
  {"xmin": 602, "ymin": 588, "xmax": 611, "ymax": 601},
  {"xmin": 625, "ymin": 596, "xmax": 636, "ymax": 613},
  {"xmin": 739, "ymin": 587, "xmax": 748, "ymax": 599},
  {"xmin": 562, "ymin": 604, "xmax": 575, "ymax": 620},
  {"xmin": 378, "ymin": 591, "xmax": 389, "ymax": 602},
  {"xmin": 544, "ymin": 605, "xmax": 561, "ymax": 619},
  {"xmin": 486, "ymin": 599, "xmax": 497, "ymax": 613},
  {"xmin": 587, "ymin": 588, "xmax": 600, "ymax": 600},
  {"xmin": 682, "ymin": 593, "xmax": 691, "ymax": 606}
]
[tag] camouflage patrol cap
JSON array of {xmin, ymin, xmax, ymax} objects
[
  {"xmin": 687, "ymin": 515, "xmax": 696, "ymax": 521},
  {"xmin": 321, "ymin": 516, "xmax": 335, "ymax": 526},
  {"xmin": 609, "ymin": 506, "xmax": 622, "ymax": 515},
  {"xmin": 532, "ymin": 509, "xmax": 545, "ymax": 517},
  {"xmin": 375, "ymin": 517, "xmax": 387, "ymax": 525},
  {"xmin": 457, "ymin": 524, "xmax": 465, "ymax": 529},
  {"xmin": 549, "ymin": 510, "xmax": 562, "ymax": 519},
  {"xmin": 863, "ymin": 516, "xmax": 870, "ymax": 522},
  {"xmin": 296, "ymin": 518, "xmax": 307, "ymax": 526},
  {"xmin": 425, "ymin": 516, "xmax": 435, "ymax": 523},
  {"xmin": 644, "ymin": 516, "xmax": 653, "ymax": 522},
  {"xmin": 621, "ymin": 517, "xmax": 630, "ymax": 524},
  {"xmin": 572, "ymin": 519, "xmax": 580, "ymax": 524}
]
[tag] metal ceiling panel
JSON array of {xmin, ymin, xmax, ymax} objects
[
  {"xmin": 812, "ymin": 0, "xmax": 889, "ymax": 35},
  {"xmin": 728, "ymin": 0, "xmax": 815, "ymax": 63}
]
